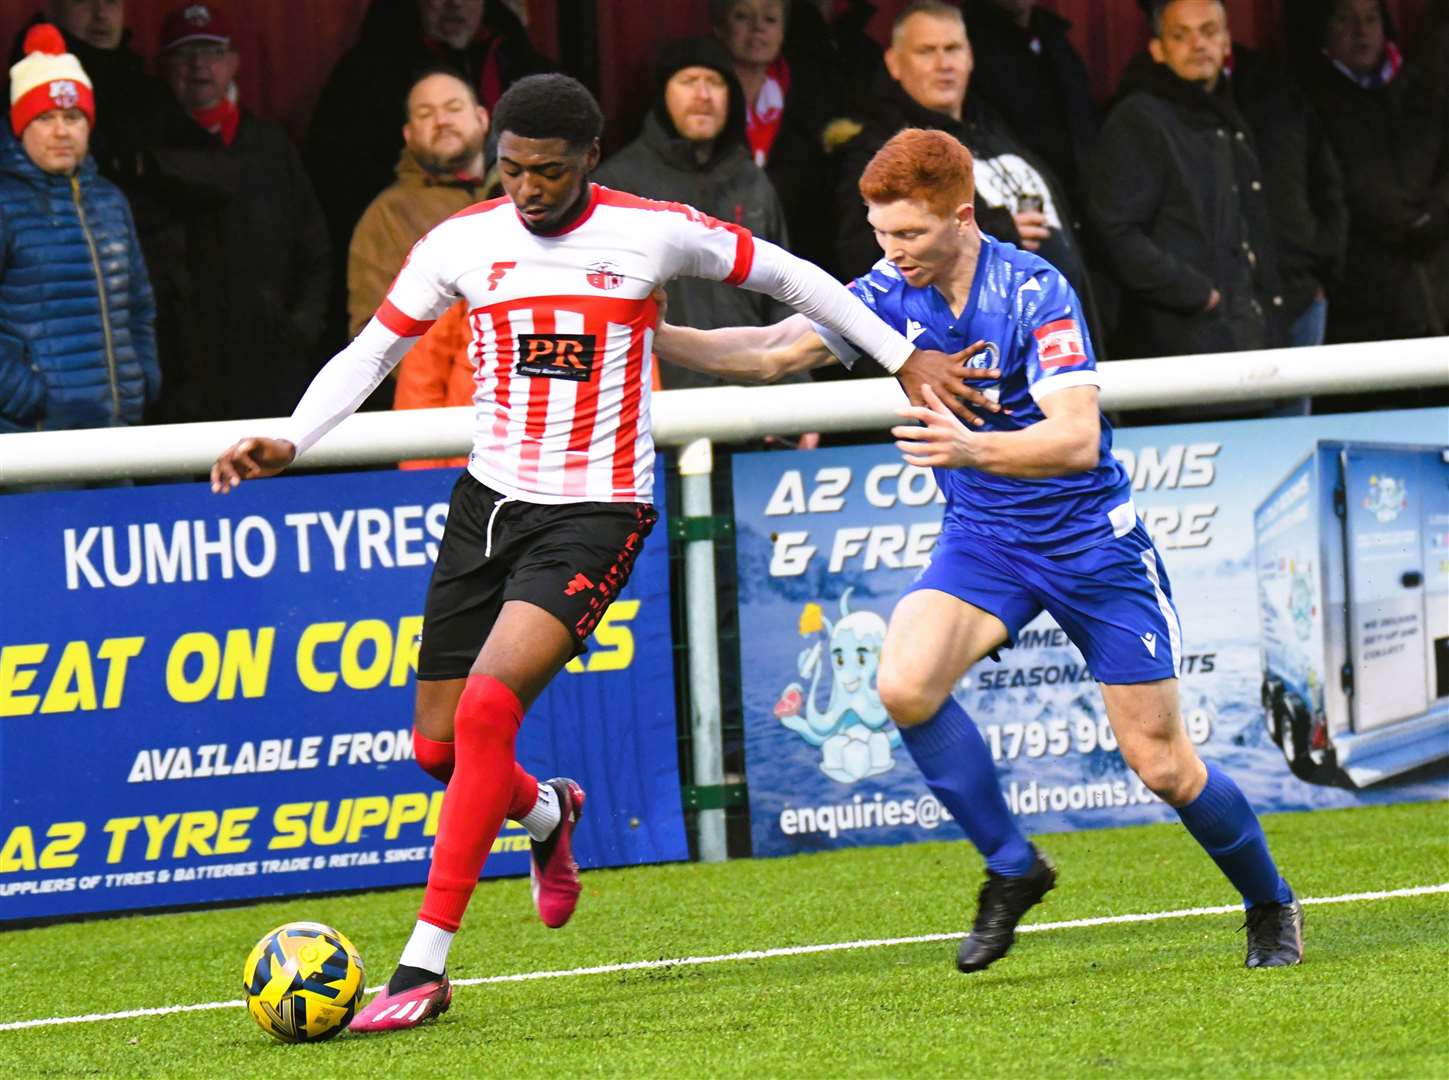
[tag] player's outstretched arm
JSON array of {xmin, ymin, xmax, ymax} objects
[
  {"xmin": 211, "ymin": 437, "xmax": 296, "ymax": 493},
  {"xmin": 653, "ymin": 314, "xmax": 837, "ymax": 384},
  {"xmin": 208, "ymin": 284, "xmax": 448, "ymax": 495},
  {"xmin": 207, "ymin": 317, "xmax": 410, "ymax": 495},
  {"xmin": 209, "ymin": 222, "xmax": 456, "ymax": 495},
  {"xmin": 892, "ymin": 384, "xmax": 1101, "ymax": 478},
  {"xmin": 738, "ymin": 240, "xmax": 1001, "ymax": 423}
]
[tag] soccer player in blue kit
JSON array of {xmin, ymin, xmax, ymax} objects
[{"xmin": 654, "ymin": 127, "xmax": 1303, "ymax": 971}]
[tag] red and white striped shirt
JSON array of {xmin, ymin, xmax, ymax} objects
[
  {"xmin": 374, "ymin": 184, "xmax": 754, "ymax": 503},
  {"xmin": 275, "ymin": 185, "xmax": 915, "ymax": 501}
]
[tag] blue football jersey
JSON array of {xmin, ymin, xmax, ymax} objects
[{"xmin": 815, "ymin": 235, "xmax": 1136, "ymax": 555}]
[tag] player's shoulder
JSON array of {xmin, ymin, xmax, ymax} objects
[
  {"xmin": 415, "ymin": 194, "xmax": 513, "ymax": 248},
  {"xmin": 849, "ymin": 258, "xmax": 911, "ymax": 310},
  {"xmin": 982, "ymin": 234, "xmax": 1068, "ymax": 294},
  {"xmin": 399, "ymin": 195, "xmax": 513, "ymax": 266},
  {"xmin": 438, "ymin": 193, "xmax": 513, "ymax": 228},
  {"xmin": 982, "ymin": 236, "xmax": 1077, "ymax": 320},
  {"xmin": 591, "ymin": 184, "xmax": 724, "ymax": 230}
]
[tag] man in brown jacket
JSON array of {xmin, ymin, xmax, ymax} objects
[
  {"xmin": 347, "ymin": 67, "xmax": 498, "ymax": 336},
  {"xmin": 348, "ymin": 66, "xmax": 499, "ymax": 426}
]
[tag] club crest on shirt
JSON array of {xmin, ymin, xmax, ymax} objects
[
  {"xmin": 48, "ymin": 80, "xmax": 79, "ymax": 109},
  {"xmin": 585, "ymin": 260, "xmax": 624, "ymax": 291},
  {"xmin": 969, "ymin": 341, "xmax": 1001, "ymax": 371},
  {"xmin": 968, "ymin": 342, "xmax": 1002, "ymax": 403},
  {"xmin": 515, "ymin": 333, "xmax": 598, "ymax": 382},
  {"xmin": 1033, "ymin": 318, "xmax": 1087, "ymax": 372}
]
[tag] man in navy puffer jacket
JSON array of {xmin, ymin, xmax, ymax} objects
[{"xmin": 0, "ymin": 24, "xmax": 157, "ymax": 433}]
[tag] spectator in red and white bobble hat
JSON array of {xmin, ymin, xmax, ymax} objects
[
  {"xmin": 1, "ymin": 24, "xmax": 159, "ymax": 433},
  {"xmin": 9, "ymin": 21, "xmax": 94, "ymax": 139}
]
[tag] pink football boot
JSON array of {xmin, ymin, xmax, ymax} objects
[
  {"xmin": 348, "ymin": 974, "xmax": 452, "ymax": 1033},
  {"xmin": 530, "ymin": 778, "xmax": 585, "ymax": 928}
]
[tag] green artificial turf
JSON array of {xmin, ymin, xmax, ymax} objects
[{"xmin": 2, "ymin": 800, "xmax": 1446, "ymax": 1078}]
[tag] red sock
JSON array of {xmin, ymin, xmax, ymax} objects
[
  {"xmin": 509, "ymin": 762, "xmax": 540, "ymax": 819},
  {"xmin": 419, "ymin": 674, "xmax": 522, "ymax": 933},
  {"xmin": 413, "ymin": 728, "xmax": 455, "ymax": 784}
]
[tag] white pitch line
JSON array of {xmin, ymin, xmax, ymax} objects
[
  {"xmin": 448, "ymin": 882, "xmax": 1449, "ymax": 989},
  {"xmin": 3, "ymin": 882, "xmax": 1445, "ymax": 1033}
]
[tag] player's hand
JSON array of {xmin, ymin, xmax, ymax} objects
[
  {"xmin": 898, "ymin": 340, "xmax": 1001, "ymax": 428},
  {"xmin": 1013, "ymin": 210, "xmax": 1051, "ymax": 252},
  {"xmin": 210, "ymin": 437, "xmax": 296, "ymax": 494},
  {"xmin": 891, "ymin": 383, "xmax": 979, "ymax": 469},
  {"xmin": 650, "ymin": 285, "xmax": 669, "ymax": 331}
]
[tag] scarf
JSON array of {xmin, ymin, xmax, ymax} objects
[
  {"xmin": 191, "ymin": 95, "xmax": 239, "ymax": 146},
  {"xmin": 745, "ymin": 57, "xmax": 790, "ymax": 167}
]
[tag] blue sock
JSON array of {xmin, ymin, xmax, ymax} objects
[
  {"xmin": 1175, "ymin": 763, "xmax": 1293, "ymax": 908},
  {"xmin": 897, "ymin": 696, "xmax": 1036, "ymax": 876}
]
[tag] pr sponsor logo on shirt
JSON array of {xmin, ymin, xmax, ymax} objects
[
  {"xmin": 515, "ymin": 334, "xmax": 598, "ymax": 382},
  {"xmin": 1033, "ymin": 318, "xmax": 1087, "ymax": 372}
]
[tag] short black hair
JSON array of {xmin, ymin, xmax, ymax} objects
[
  {"xmin": 491, "ymin": 74, "xmax": 603, "ymax": 152},
  {"xmin": 402, "ymin": 65, "xmax": 478, "ymax": 122}
]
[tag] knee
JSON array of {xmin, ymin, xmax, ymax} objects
[
  {"xmin": 876, "ymin": 664, "xmax": 945, "ymax": 728},
  {"xmin": 413, "ymin": 695, "xmax": 453, "ymax": 743},
  {"xmin": 1128, "ymin": 746, "xmax": 1201, "ymax": 805},
  {"xmin": 412, "ymin": 726, "xmax": 454, "ymax": 784},
  {"xmin": 456, "ymin": 675, "xmax": 523, "ymax": 744}
]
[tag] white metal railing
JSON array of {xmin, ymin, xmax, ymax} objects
[
  {"xmin": 2, "ymin": 335, "xmax": 1445, "ymax": 863},
  {"xmin": 1, "ymin": 337, "xmax": 1445, "ymax": 486}
]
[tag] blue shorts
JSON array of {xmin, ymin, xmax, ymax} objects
[{"xmin": 906, "ymin": 521, "xmax": 1182, "ymax": 684}]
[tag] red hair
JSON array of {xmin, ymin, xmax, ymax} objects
[{"xmin": 858, "ymin": 128, "xmax": 975, "ymax": 216}]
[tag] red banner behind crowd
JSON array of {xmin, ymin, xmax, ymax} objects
[{"xmin": 2, "ymin": 2, "xmax": 1429, "ymax": 148}]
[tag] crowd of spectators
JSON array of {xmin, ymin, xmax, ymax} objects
[{"xmin": 1, "ymin": 0, "xmax": 1444, "ymax": 439}]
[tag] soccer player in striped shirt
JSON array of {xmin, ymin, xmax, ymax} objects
[
  {"xmin": 655, "ymin": 127, "xmax": 1303, "ymax": 974},
  {"xmin": 209, "ymin": 76, "xmax": 996, "ymax": 1033}
]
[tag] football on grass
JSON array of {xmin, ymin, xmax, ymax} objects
[{"xmin": 242, "ymin": 921, "xmax": 365, "ymax": 1042}]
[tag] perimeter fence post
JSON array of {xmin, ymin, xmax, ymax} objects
[{"xmin": 679, "ymin": 437, "xmax": 728, "ymax": 862}]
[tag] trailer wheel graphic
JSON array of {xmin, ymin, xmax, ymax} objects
[
  {"xmin": 1261, "ymin": 677, "xmax": 1346, "ymax": 786},
  {"xmin": 1282, "ymin": 693, "xmax": 1346, "ymax": 787}
]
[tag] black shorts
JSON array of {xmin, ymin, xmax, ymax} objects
[{"xmin": 417, "ymin": 472, "xmax": 659, "ymax": 679}]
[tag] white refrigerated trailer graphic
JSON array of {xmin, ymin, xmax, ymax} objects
[{"xmin": 1254, "ymin": 441, "xmax": 1449, "ymax": 788}]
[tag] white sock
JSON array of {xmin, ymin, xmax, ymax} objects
[
  {"xmin": 518, "ymin": 782, "xmax": 561, "ymax": 841},
  {"xmin": 398, "ymin": 920, "xmax": 453, "ymax": 975}
]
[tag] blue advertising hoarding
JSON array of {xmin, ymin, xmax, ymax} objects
[
  {"xmin": 734, "ymin": 408, "xmax": 1449, "ymax": 858},
  {"xmin": 0, "ymin": 467, "xmax": 685, "ymax": 921}
]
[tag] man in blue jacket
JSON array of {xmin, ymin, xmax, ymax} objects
[{"xmin": 0, "ymin": 23, "xmax": 157, "ymax": 433}]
